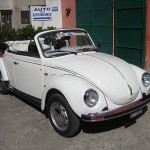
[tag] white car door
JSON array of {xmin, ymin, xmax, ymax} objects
[{"xmin": 14, "ymin": 55, "xmax": 43, "ymax": 99}]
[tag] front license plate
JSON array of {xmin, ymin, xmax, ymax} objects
[{"xmin": 130, "ymin": 108, "xmax": 143, "ymax": 119}]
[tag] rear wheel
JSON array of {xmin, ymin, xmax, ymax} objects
[
  {"xmin": 0, "ymin": 72, "xmax": 8, "ymax": 94},
  {"xmin": 47, "ymin": 93, "xmax": 80, "ymax": 137}
]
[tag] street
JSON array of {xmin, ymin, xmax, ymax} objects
[{"xmin": 0, "ymin": 94, "xmax": 150, "ymax": 150}]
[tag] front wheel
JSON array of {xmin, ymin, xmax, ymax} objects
[{"xmin": 47, "ymin": 93, "xmax": 80, "ymax": 137}]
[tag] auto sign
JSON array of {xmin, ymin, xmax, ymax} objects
[{"xmin": 32, "ymin": 6, "xmax": 51, "ymax": 21}]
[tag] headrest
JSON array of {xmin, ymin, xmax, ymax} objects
[
  {"xmin": 61, "ymin": 36, "xmax": 70, "ymax": 40},
  {"xmin": 54, "ymin": 39, "xmax": 66, "ymax": 50},
  {"xmin": 28, "ymin": 42, "xmax": 39, "ymax": 57},
  {"xmin": 28, "ymin": 42, "xmax": 38, "ymax": 53}
]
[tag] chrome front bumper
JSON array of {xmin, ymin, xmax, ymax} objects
[{"xmin": 81, "ymin": 94, "xmax": 150, "ymax": 122}]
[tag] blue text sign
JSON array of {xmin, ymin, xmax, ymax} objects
[{"xmin": 32, "ymin": 7, "xmax": 51, "ymax": 21}]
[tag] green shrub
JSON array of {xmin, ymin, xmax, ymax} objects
[
  {"xmin": 16, "ymin": 25, "xmax": 35, "ymax": 40},
  {"xmin": 0, "ymin": 24, "xmax": 55, "ymax": 42},
  {"xmin": 0, "ymin": 28, "xmax": 16, "ymax": 42},
  {"xmin": 34, "ymin": 26, "xmax": 43, "ymax": 35}
]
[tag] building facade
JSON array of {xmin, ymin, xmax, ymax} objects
[
  {"xmin": 0, "ymin": 0, "xmax": 70, "ymax": 29},
  {"xmin": 0, "ymin": 0, "xmax": 45, "ymax": 29}
]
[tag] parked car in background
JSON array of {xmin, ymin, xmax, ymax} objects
[{"xmin": 0, "ymin": 28, "xmax": 150, "ymax": 137}]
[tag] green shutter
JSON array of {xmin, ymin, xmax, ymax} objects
[
  {"xmin": 115, "ymin": 0, "xmax": 146, "ymax": 68},
  {"xmin": 76, "ymin": 0, "xmax": 113, "ymax": 54},
  {"xmin": 76, "ymin": 0, "xmax": 146, "ymax": 68}
]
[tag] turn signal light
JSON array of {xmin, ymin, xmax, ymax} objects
[{"xmin": 91, "ymin": 116, "xmax": 104, "ymax": 121}]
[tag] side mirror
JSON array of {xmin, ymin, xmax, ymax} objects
[
  {"xmin": 97, "ymin": 43, "xmax": 101, "ymax": 48},
  {"xmin": 96, "ymin": 43, "xmax": 101, "ymax": 50}
]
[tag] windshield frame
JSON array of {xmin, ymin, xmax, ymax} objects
[{"xmin": 36, "ymin": 28, "xmax": 96, "ymax": 58}]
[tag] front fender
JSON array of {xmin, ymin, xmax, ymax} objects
[
  {"xmin": 0, "ymin": 58, "xmax": 8, "ymax": 81},
  {"xmin": 130, "ymin": 64, "xmax": 150, "ymax": 95},
  {"xmin": 41, "ymin": 75, "xmax": 107, "ymax": 117}
]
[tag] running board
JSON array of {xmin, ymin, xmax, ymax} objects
[{"xmin": 9, "ymin": 86, "xmax": 41, "ymax": 108}]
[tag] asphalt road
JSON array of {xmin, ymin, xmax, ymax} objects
[{"xmin": 0, "ymin": 94, "xmax": 150, "ymax": 150}]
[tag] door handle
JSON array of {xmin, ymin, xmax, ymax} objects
[{"xmin": 14, "ymin": 61, "xmax": 19, "ymax": 65}]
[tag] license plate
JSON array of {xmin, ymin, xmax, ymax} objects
[{"xmin": 130, "ymin": 108, "xmax": 143, "ymax": 119}]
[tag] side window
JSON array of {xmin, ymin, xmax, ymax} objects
[
  {"xmin": 77, "ymin": 36, "xmax": 91, "ymax": 46},
  {"xmin": 21, "ymin": 11, "xmax": 30, "ymax": 24}
]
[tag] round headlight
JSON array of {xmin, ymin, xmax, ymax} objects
[
  {"xmin": 142, "ymin": 72, "xmax": 150, "ymax": 87},
  {"xmin": 84, "ymin": 89, "xmax": 99, "ymax": 107}
]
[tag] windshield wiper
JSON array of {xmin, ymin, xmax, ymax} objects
[
  {"xmin": 58, "ymin": 50, "xmax": 77, "ymax": 55},
  {"xmin": 77, "ymin": 48, "xmax": 97, "ymax": 52}
]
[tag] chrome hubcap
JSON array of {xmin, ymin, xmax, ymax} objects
[{"xmin": 50, "ymin": 102, "xmax": 68, "ymax": 131}]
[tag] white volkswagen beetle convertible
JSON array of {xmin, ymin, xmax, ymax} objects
[{"xmin": 0, "ymin": 28, "xmax": 150, "ymax": 137}]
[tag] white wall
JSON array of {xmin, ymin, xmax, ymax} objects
[
  {"xmin": 0, "ymin": 0, "xmax": 13, "ymax": 10},
  {"xmin": 30, "ymin": 0, "xmax": 62, "ymax": 29},
  {"xmin": 12, "ymin": 0, "xmax": 45, "ymax": 29}
]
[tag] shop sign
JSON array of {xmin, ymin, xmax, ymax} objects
[
  {"xmin": 32, "ymin": 7, "xmax": 51, "ymax": 21},
  {"xmin": 52, "ymin": 7, "xmax": 58, "ymax": 12}
]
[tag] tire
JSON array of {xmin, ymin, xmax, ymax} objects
[
  {"xmin": 47, "ymin": 93, "xmax": 80, "ymax": 137},
  {"xmin": 0, "ymin": 71, "xmax": 8, "ymax": 95}
]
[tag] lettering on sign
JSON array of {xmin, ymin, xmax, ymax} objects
[{"xmin": 32, "ymin": 7, "xmax": 52, "ymax": 21}]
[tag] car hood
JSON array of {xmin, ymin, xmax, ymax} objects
[{"xmin": 44, "ymin": 52, "xmax": 139, "ymax": 105}]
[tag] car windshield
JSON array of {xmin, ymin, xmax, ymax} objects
[{"xmin": 38, "ymin": 30, "xmax": 95, "ymax": 58}]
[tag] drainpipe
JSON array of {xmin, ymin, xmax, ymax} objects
[{"xmin": 112, "ymin": 0, "xmax": 115, "ymax": 56}]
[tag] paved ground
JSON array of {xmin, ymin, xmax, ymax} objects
[{"xmin": 0, "ymin": 94, "xmax": 150, "ymax": 150}]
